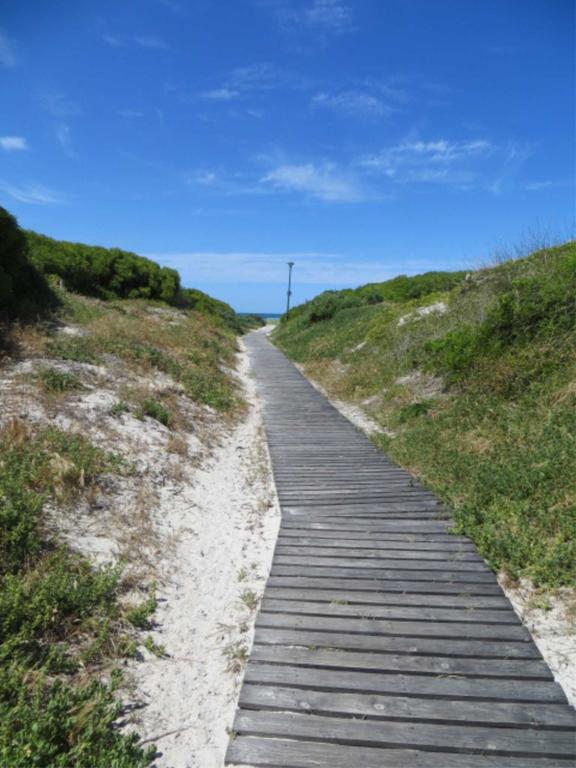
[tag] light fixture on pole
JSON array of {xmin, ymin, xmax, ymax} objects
[{"xmin": 286, "ymin": 261, "xmax": 295, "ymax": 318}]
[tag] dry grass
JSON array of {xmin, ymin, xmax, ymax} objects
[{"xmin": 167, "ymin": 433, "xmax": 189, "ymax": 457}]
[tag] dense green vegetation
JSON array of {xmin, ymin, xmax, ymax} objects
[
  {"xmin": 274, "ymin": 242, "xmax": 576, "ymax": 589},
  {"xmin": 25, "ymin": 230, "xmax": 180, "ymax": 304},
  {"xmin": 0, "ymin": 209, "xmax": 57, "ymax": 322},
  {"xmin": 283, "ymin": 269, "xmax": 466, "ymax": 327},
  {"xmin": 1, "ymin": 206, "xmax": 260, "ymax": 336},
  {"xmin": 0, "ymin": 420, "xmax": 155, "ymax": 766}
]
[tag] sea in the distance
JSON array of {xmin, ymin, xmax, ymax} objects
[{"xmin": 239, "ymin": 312, "xmax": 282, "ymax": 320}]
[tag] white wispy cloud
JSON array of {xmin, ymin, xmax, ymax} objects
[
  {"xmin": 0, "ymin": 30, "xmax": 17, "ymax": 68},
  {"xmin": 275, "ymin": 0, "xmax": 354, "ymax": 35},
  {"xmin": 39, "ymin": 93, "xmax": 82, "ymax": 118},
  {"xmin": 55, "ymin": 123, "xmax": 76, "ymax": 157},
  {"xmin": 118, "ymin": 109, "xmax": 145, "ymax": 118},
  {"xmin": 200, "ymin": 88, "xmax": 240, "ymax": 101},
  {"xmin": 158, "ymin": 0, "xmax": 181, "ymax": 11},
  {"xmin": 188, "ymin": 170, "xmax": 219, "ymax": 186},
  {"xmin": 196, "ymin": 62, "xmax": 314, "ymax": 105},
  {"xmin": 146, "ymin": 250, "xmax": 412, "ymax": 285},
  {"xmin": 134, "ymin": 35, "xmax": 169, "ymax": 50},
  {"xmin": 312, "ymin": 90, "xmax": 391, "ymax": 116},
  {"xmin": 102, "ymin": 34, "xmax": 169, "ymax": 50},
  {"xmin": 357, "ymin": 139, "xmax": 493, "ymax": 187},
  {"xmin": 186, "ymin": 168, "xmax": 268, "ymax": 197},
  {"xmin": 230, "ymin": 62, "xmax": 310, "ymax": 92},
  {"xmin": 360, "ymin": 139, "xmax": 492, "ymax": 171},
  {"xmin": 300, "ymin": 0, "xmax": 353, "ymax": 32},
  {"xmin": 0, "ymin": 181, "xmax": 64, "ymax": 204},
  {"xmin": 0, "ymin": 136, "xmax": 28, "ymax": 151},
  {"xmin": 261, "ymin": 162, "xmax": 364, "ymax": 202},
  {"xmin": 521, "ymin": 180, "xmax": 556, "ymax": 192}
]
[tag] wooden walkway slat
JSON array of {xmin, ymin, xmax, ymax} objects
[
  {"xmin": 228, "ymin": 737, "xmax": 572, "ymax": 767},
  {"xmin": 224, "ymin": 332, "xmax": 575, "ymax": 767},
  {"xmin": 239, "ymin": 686, "xmax": 573, "ymax": 728}
]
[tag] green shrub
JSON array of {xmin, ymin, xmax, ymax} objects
[
  {"xmin": 308, "ymin": 293, "xmax": 364, "ymax": 324},
  {"xmin": 110, "ymin": 400, "xmax": 130, "ymax": 418},
  {"xmin": 0, "ymin": 424, "xmax": 154, "ymax": 764},
  {"xmin": 38, "ymin": 368, "xmax": 84, "ymax": 393},
  {"xmin": 0, "ymin": 668, "xmax": 155, "ymax": 767},
  {"xmin": 125, "ymin": 585, "xmax": 157, "ymax": 630},
  {"xmin": 25, "ymin": 230, "xmax": 180, "ymax": 304},
  {"xmin": 47, "ymin": 336, "xmax": 101, "ymax": 364},
  {"xmin": 182, "ymin": 369, "xmax": 235, "ymax": 411},
  {"xmin": 422, "ymin": 327, "xmax": 480, "ymax": 380},
  {"xmin": 138, "ymin": 399, "xmax": 171, "ymax": 426},
  {"xmin": 0, "ymin": 207, "xmax": 58, "ymax": 321},
  {"xmin": 422, "ymin": 245, "xmax": 576, "ymax": 384},
  {"xmin": 397, "ymin": 400, "xmax": 432, "ymax": 423}
]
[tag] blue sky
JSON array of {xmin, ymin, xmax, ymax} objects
[{"xmin": 1, "ymin": 0, "xmax": 574, "ymax": 311}]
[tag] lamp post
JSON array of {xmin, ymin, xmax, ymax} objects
[{"xmin": 286, "ymin": 261, "xmax": 295, "ymax": 318}]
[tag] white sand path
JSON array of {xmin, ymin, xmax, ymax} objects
[{"xmin": 130, "ymin": 339, "xmax": 280, "ymax": 767}]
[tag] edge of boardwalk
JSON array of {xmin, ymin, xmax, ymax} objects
[{"xmin": 225, "ymin": 331, "xmax": 576, "ymax": 768}]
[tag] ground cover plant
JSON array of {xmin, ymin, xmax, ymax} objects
[
  {"xmin": 0, "ymin": 418, "xmax": 156, "ymax": 767},
  {"xmin": 274, "ymin": 241, "xmax": 576, "ymax": 589},
  {"xmin": 51, "ymin": 292, "xmax": 241, "ymax": 413}
]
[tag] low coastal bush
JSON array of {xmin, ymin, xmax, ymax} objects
[{"xmin": 0, "ymin": 420, "xmax": 155, "ymax": 764}]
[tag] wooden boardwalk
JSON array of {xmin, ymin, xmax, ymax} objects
[{"xmin": 226, "ymin": 331, "xmax": 576, "ymax": 767}]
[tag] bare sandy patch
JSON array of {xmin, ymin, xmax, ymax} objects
[
  {"xmin": 500, "ymin": 578, "xmax": 576, "ymax": 708},
  {"xmin": 128, "ymin": 339, "xmax": 280, "ymax": 767}
]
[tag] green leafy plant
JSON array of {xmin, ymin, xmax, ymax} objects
[
  {"xmin": 38, "ymin": 367, "xmax": 84, "ymax": 393},
  {"xmin": 0, "ymin": 421, "xmax": 154, "ymax": 764},
  {"xmin": 397, "ymin": 400, "xmax": 433, "ymax": 423},
  {"xmin": 125, "ymin": 585, "xmax": 157, "ymax": 630},
  {"xmin": 137, "ymin": 399, "xmax": 171, "ymax": 427},
  {"xmin": 110, "ymin": 400, "xmax": 130, "ymax": 418},
  {"xmin": 47, "ymin": 336, "xmax": 101, "ymax": 364}
]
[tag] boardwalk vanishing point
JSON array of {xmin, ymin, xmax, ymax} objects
[{"xmin": 226, "ymin": 331, "xmax": 576, "ymax": 768}]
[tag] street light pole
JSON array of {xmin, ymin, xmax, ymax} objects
[{"xmin": 286, "ymin": 261, "xmax": 295, "ymax": 318}]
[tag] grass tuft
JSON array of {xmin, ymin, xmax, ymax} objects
[{"xmin": 38, "ymin": 367, "xmax": 84, "ymax": 393}]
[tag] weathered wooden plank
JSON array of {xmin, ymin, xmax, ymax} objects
[
  {"xmin": 270, "ymin": 565, "xmax": 498, "ymax": 583},
  {"xmin": 249, "ymin": 645, "xmax": 553, "ymax": 679},
  {"xmin": 253, "ymin": 627, "xmax": 541, "ymax": 658},
  {"xmin": 240, "ymin": 684, "xmax": 575, "ymax": 727},
  {"xmin": 243, "ymin": 663, "xmax": 565, "ymax": 703},
  {"xmin": 260, "ymin": 598, "xmax": 519, "ymax": 624},
  {"xmin": 278, "ymin": 527, "xmax": 469, "ymax": 542},
  {"xmin": 233, "ymin": 710, "xmax": 576, "ymax": 757},
  {"xmin": 282, "ymin": 510, "xmax": 441, "ymax": 519},
  {"xmin": 264, "ymin": 587, "xmax": 510, "ymax": 609},
  {"xmin": 276, "ymin": 536, "xmax": 477, "ymax": 551},
  {"xmin": 281, "ymin": 520, "xmax": 452, "ymax": 531},
  {"xmin": 273, "ymin": 555, "xmax": 487, "ymax": 571},
  {"xmin": 227, "ymin": 737, "xmax": 572, "ymax": 768},
  {"xmin": 267, "ymin": 575, "xmax": 505, "ymax": 595},
  {"xmin": 256, "ymin": 612, "xmax": 530, "ymax": 641},
  {"xmin": 275, "ymin": 545, "xmax": 482, "ymax": 560}
]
